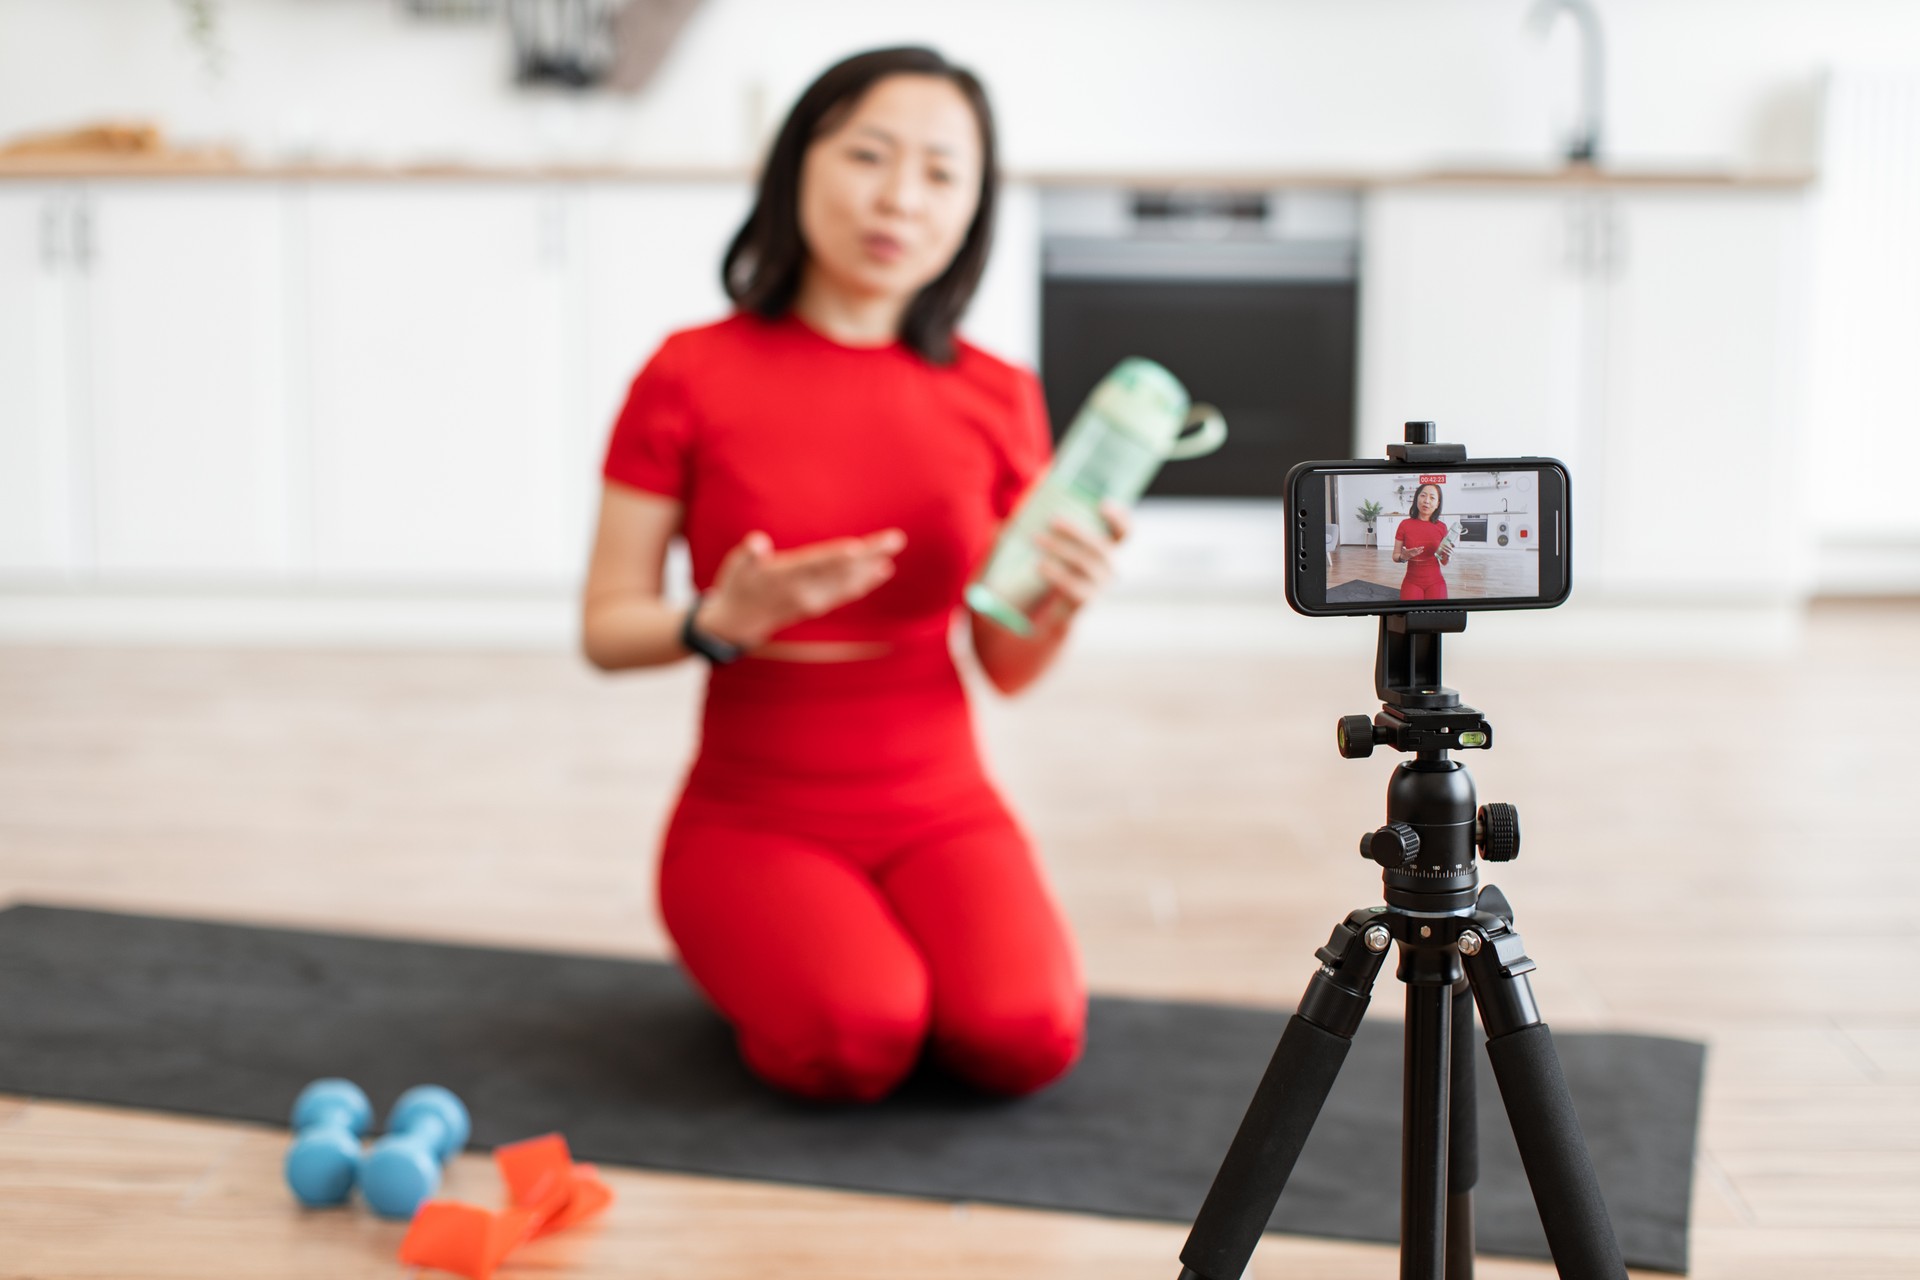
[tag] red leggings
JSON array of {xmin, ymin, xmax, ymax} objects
[{"xmin": 658, "ymin": 636, "xmax": 1085, "ymax": 1103}]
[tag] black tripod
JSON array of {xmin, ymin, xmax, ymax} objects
[{"xmin": 1174, "ymin": 611, "xmax": 1627, "ymax": 1280}]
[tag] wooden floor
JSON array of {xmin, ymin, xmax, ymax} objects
[
  {"xmin": 2, "ymin": 600, "xmax": 1916, "ymax": 1278},
  {"xmin": 1331, "ymin": 544, "xmax": 1538, "ymax": 598}
]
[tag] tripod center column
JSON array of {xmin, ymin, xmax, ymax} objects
[{"xmin": 1400, "ymin": 943, "xmax": 1464, "ymax": 1280}]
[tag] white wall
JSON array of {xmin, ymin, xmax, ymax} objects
[{"xmin": 4, "ymin": 1, "xmax": 1918, "ymax": 174}]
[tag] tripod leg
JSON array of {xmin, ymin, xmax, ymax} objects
[
  {"xmin": 1461, "ymin": 896, "xmax": 1627, "ymax": 1280},
  {"xmin": 1446, "ymin": 978, "xmax": 1477, "ymax": 1280},
  {"xmin": 1176, "ymin": 910, "xmax": 1390, "ymax": 1280}
]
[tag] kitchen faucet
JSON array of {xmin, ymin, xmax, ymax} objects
[{"xmin": 1526, "ymin": 0, "xmax": 1606, "ymax": 165}]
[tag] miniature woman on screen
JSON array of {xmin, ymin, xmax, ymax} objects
[{"xmin": 1393, "ymin": 482, "xmax": 1452, "ymax": 601}]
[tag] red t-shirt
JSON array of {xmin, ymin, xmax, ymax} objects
[
  {"xmin": 601, "ymin": 311, "xmax": 1053, "ymax": 645},
  {"xmin": 1395, "ymin": 517, "xmax": 1449, "ymax": 585}
]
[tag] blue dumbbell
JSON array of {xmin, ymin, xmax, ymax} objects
[
  {"xmin": 359, "ymin": 1084, "xmax": 472, "ymax": 1220},
  {"xmin": 285, "ymin": 1078, "xmax": 374, "ymax": 1207}
]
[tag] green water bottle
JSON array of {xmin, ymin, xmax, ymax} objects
[{"xmin": 966, "ymin": 357, "xmax": 1227, "ymax": 635}]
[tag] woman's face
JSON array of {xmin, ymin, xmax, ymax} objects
[
  {"xmin": 797, "ymin": 74, "xmax": 983, "ymax": 308},
  {"xmin": 1416, "ymin": 485, "xmax": 1440, "ymax": 519}
]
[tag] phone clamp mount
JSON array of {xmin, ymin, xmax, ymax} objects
[{"xmin": 1174, "ymin": 423, "xmax": 1627, "ymax": 1280}]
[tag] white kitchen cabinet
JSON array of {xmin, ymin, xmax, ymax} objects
[
  {"xmin": 1359, "ymin": 189, "xmax": 1590, "ymax": 461},
  {"xmin": 1596, "ymin": 191, "xmax": 1807, "ymax": 595},
  {"xmin": 85, "ymin": 182, "xmax": 293, "ymax": 579},
  {"xmin": 303, "ymin": 183, "xmax": 577, "ymax": 584},
  {"xmin": 2, "ymin": 178, "xmax": 761, "ymax": 596},
  {"xmin": 0, "ymin": 185, "xmax": 81, "ymax": 577},
  {"xmin": 579, "ymin": 185, "xmax": 749, "ymax": 475},
  {"xmin": 1, "ymin": 183, "xmax": 293, "ymax": 582},
  {"xmin": 1360, "ymin": 183, "xmax": 1808, "ymax": 599},
  {"xmin": 1359, "ymin": 188, "xmax": 1599, "ymax": 580}
]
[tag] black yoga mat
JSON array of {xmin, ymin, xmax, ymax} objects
[
  {"xmin": 1328, "ymin": 578, "xmax": 1404, "ymax": 603},
  {"xmin": 0, "ymin": 903, "xmax": 1703, "ymax": 1271}
]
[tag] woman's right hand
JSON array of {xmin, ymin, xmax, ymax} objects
[{"xmin": 697, "ymin": 528, "xmax": 907, "ymax": 647}]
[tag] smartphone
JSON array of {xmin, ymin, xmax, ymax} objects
[{"xmin": 1286, "ymin": 458, "xmax": 1571, "ymax": 616}]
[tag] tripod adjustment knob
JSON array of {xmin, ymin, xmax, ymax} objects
[
  {"xmin": 1360, "ymin": 822, "xmax": 1421, "ymax": 868},
  {"xmin": 1337, "ymin": 714, "xmax": 1378, "ymax": 759},
  {"xmin": 1477, "ymin": 803, "xmax": 1521, "ymax": 862}
]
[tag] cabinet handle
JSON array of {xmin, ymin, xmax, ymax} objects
[
  {"xmin": 1562, "ymin": 196, "xmax": 1592, "ymax": 277},
  {"xmin": 538, "ymin": 194, "xmax": 565, "ymax": 268},
  {"xmin": 72, "ymin": 197, "xmax": 93, "ymax": 271},
  {"xmin": 40, "ymin": 197, "xmax": 65, "ymax": 269},
  {"xmin": 1601, "ymin": 199, "xmax": 1626, "ymax": 280}
]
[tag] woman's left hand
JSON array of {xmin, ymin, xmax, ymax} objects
[{"xmin": 1030, "ymin": 500, "xmax": 1131, "ymax": 631}]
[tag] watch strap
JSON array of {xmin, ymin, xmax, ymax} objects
[{"xmin": 680, "ymin": 595, "xmax": 746, "ymax": 665}]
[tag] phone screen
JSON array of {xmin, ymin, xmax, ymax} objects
[{"xmin": 1287, "ymin": 460, "xmax": 1570, "ymax": 616}]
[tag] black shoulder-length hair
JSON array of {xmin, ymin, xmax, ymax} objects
[
  {"xmin": 1413, "ymin": 482, "xmax": 1445, "ymax": 521},
  {"xmin": 721, "ymin": 46, "xmax": 999, "ymax": 366}
]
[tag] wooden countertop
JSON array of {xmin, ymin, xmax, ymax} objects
[
  {"xmin": 1024, "ymin": 165, "xmax": 1816, "ymax": 189},
  {"xmin": 0, "ymin": 153, "xmax": 1817, "ymax": 189},
  {"xmin": 0, "ymin": 154, "xmax": 751, "ymax": 182}
]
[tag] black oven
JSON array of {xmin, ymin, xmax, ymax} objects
[{"xmin": 1039, "ymin": 188, "xmax": 1360, "ymax": 500}]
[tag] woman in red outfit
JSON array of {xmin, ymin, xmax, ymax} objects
[
  {"xmin": 1394, "ymin": 482, "xmax": 1452, "ymax": 601},
  {"xmin": 580, "ymin": 48, "xmax": 1126, "ymax": 1103}
]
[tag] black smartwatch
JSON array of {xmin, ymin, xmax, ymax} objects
[{"xmin": 679, "ymin": 594, "xmax": 747, "ymax": 665}]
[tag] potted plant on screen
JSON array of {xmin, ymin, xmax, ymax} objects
[{"xmin": 1357, "ymin": 499, "xmax": 1385, "ymax": 547}]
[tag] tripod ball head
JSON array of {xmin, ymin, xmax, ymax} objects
[{"xmin": 1477, "ymin": 803, "xmax": 1521, "ymax": 861}]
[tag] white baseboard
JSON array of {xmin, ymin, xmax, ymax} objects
[
  {"xmin": 0, "ymin": 583, "xmax": 1809, "ymax": 658},
  {"xmin": 1071, "ymin": 593, "xmax": 1808, "ymax": 657},
  {"xmin": 1813, "ymin": 535, "xmax": 1920, "ymax": 596},
  {"xmin": 0, "ymin": 585, "xmax": 583, "ymax": 651}
]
